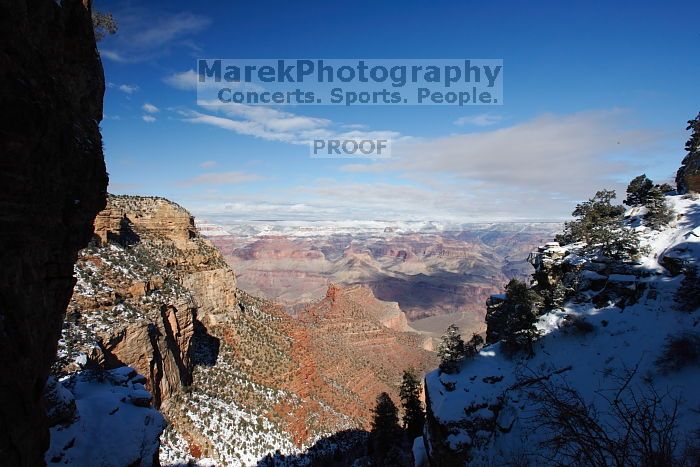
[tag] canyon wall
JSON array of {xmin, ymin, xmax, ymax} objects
[
  {"xmin": 0, "ymin": 0, "xmax": 107, "ymax": 464},
  {"xmin": 62, "ymin": 196, "xmax": 239, "ymax": 408},
  {"xmin": 65, "ymin": 196, "xmax": 438, "ymax": 463}
]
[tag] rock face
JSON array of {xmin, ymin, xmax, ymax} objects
[
  {"xmin": 0, "ymin": 0, "xmax": 107, "ymax": 464},
  {"xmin": 60, "ymin": 195, "xmax": 238, "ymax": 407},
  {"xmin": 94, "ymin": 196, "xmax": 197, "ymax": 248},
  {"xmin": 162, "ymin": 284, "xmax": 437, "ymax": 463},
  {"xmin": 60, "ymin": 195, "xmax": 438, "ymax": 463},
  {"xmin": 676, "ymin": 157, "xmax": 700, "ymax": 194},
  {"xmin": 181, "ymin": 269, "xmax": 238, "ymax": 323},
  {"xmin": 208, "ymin": 223, "xmax": 558, "ymax": 322},
  {"xmin": 98, "ymin": 296, "xmax": 196, "ymax": 407}
]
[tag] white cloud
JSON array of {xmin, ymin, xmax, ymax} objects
[
  {"xmin": 142, "ymin": 115, "xmax": 156, "ymax": 123},
  {"xmin": 142, "ymin": 103, "xmax": 159, "ymax": 114},
  {"xmin": 328, "ymin": 109, "xmax": 661, "ymax": 219},
  {"xmin": 99, "ymin": 9, "xmax": 210, "ymax": 63},
  {"xmin": 100, "ymin": 50, "xmax": 127, "ymax": 63},
  {"xmin": 398, "ymin": 110, "xmax": 652, "ymax": 197},
  {"xmin": 200, "ymin": 160, "xmax": 217, "ymax": 168},
  {"xmin": 163, "ymin": 69, "xmax": 199, "ymax": 90},
  {"xmin": 163, "ymin": 69, "xmax": 254, "ymax": 91},
  {"xmin": 179, "ymin": 171, "xmax": 265, "ymax": 187},
  {"xmin": 181, "ymin": 103, "xmax": 402, "ymax": 146},
  {"xmin": 454, "ymin": 113, "xmax": 503, "ymax": 126},
  {"xmin": 182, "ymin": 110, "xmax": 661, "ymax": 221},
  {"xmin": 118, "ymin": 84, "xmax": 139, "ymax": 94}
]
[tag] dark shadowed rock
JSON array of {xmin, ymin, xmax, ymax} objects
[
  {"xmin": 676, "ymin": 152, "xmax": 700, "ymax": 194},
  {"xmin": 0, "ymin": 0, "xmax": 107, "ymax": 464}
]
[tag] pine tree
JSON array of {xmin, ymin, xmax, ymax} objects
[
  {"xmin": 644, "ymin": 186, "xmax": 674, "ymax": 230},
  {"xmin": 624, "ymin": 174, "xmax": 654, "ymax": 206},
  {"xmin": 502, "ymin": 279, "xmax": 541, "ymax": 355},
  {"xmin": 399, "ymin": 369, "xmax": 424, "ymax": 441},
  {"xmin": 437, "ymin": 324, "xmax": 465, "ymax": 373},
  {"xmin": 597, "ymin": 223, "xmax": 647, "ymax": 260},
  {"xmin": 541, "ymin": 279, "xmax": 567, "ymax": 310},
  {"xmin": 557, "ymin": 189, "xmax": 645, "ymax": 260},
  {"xmin": 558, "ymin": 190, "xmax": 625, "ymax": 245},
  {"xmin": 676, "ymin": 112, "xmax": 700, "ymax": 194},
  {"xmin": 464, "ymin": 333, "xmax": 484, "ymax": 357},
  {"xmin": 486, "ymin": 279, "xmax": 542, "ymax": 355},
  {"xmin": 370, "ymin": 392, "xmax": 402, "ymax": 465}
]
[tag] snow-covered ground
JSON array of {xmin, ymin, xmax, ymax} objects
[
  {"xmin": 45, "ymin": 367, "xmax": 164, "ymax": 466},
  {"xmin": 423, "ymin": 194, "xmax": 700, "ymax": 465}
]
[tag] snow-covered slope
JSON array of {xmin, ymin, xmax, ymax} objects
[
  {"xmin": 422, "ymin": 195, "xmax": 700, "ymax": 465},
  {"xmin": 45, "ymin": 367, "xmax": 164, "ymax": 466}
]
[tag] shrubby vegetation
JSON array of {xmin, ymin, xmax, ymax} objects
[
  {"xmin": 655, "ymin": 332, "xmax": 700, "ymax": 373},
  {"xmin": 556, "ymin": 190, "xmax": 646, "ymax": 260},
  {"xmin": 486, "ymin": 279, "xmax": 542, "ymax": 356},
  {"xmin": 624, "ymin": 174, "xmax": 675, "ymax": 230},
  {"xmin": 675, "ymin": 268, "xmax": 700, "ymax": 312},
  {"xmin": 559, "ymin": 313, "xmax": 595, "ymax": 335},
  {"xmin": 92, "ymin": 11, "xmax": 117, "ymax": 41},
  {"xmin": 528, "ymin": 369, "xmax": 696, "ymax": 467}
]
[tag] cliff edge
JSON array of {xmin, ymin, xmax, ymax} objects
[{"xmin": 0, "ymin": 0, "xmax": 108, "ymax": 464}]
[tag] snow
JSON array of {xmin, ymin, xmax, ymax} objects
[
  {"xmin": 580, "ymin": 269, "xmax": 606, "ymax": 280},
  {"xmin": 425, "ymin": 195, "xmax": 700, "ymax": 464},
  {"xmin": 196, "ymin": 218, "xmax": 561, "ymax": 239},
  {"xmin": 607, "ymin": 274, "xmax": 636, "ymax": 282},
  {"xmin": 45, "ymin": 367, "xmax": 164, "ymax": 466},
  {"xmin": 195, "ymin": 220, "xmax": 232, "ymax": 236},
  {"xmin": 412, "ymin": 437, "xmax": 428, "ymax": 467}
]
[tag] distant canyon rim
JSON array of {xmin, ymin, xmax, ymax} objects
[{"xmin": 199, "ymin": 219, "xmax": 560, "ymax": 338}]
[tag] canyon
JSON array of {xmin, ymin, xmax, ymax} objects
[
  {"xmin": 54, "ymin": 195, "xmax": 437, "ymax": 464},
  {"xmin": 203, "ymin": 219, "xmax": 559, "ymax": 338}
]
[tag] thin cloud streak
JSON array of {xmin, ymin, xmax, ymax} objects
[{"xmin": 179, "ymin": 171, "xmax": 266, "ymax": 187}]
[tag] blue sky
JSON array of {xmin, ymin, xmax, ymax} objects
[{"xmin": 97, "ymin": 0, "xmax": 700, "ymax": 221}]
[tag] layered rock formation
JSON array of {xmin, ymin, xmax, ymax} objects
[
  {"xmin": 163, "ymin": 284, "xmax": 437, "ymax": 464},
  {"xmin": 296, "ymin": 284, "xmax": 436, "ymax": 420},
  {"xmin": 59, "ymin": 195, "xmax": 238, "ymax": 407},
  {"xmin": 207, "ymin": 223, "xmax": 558, "ymax": 324},
  {"xmin": 94, "ymin": 195, "xmax": 196, "ymax": 248},
  {"xmin": 0, "ymin": 0, "xmax": 107, "ymax": 464},
  {"xmin": 64, "ymin": 195, "xmax": 437, "ymax": 463}
]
